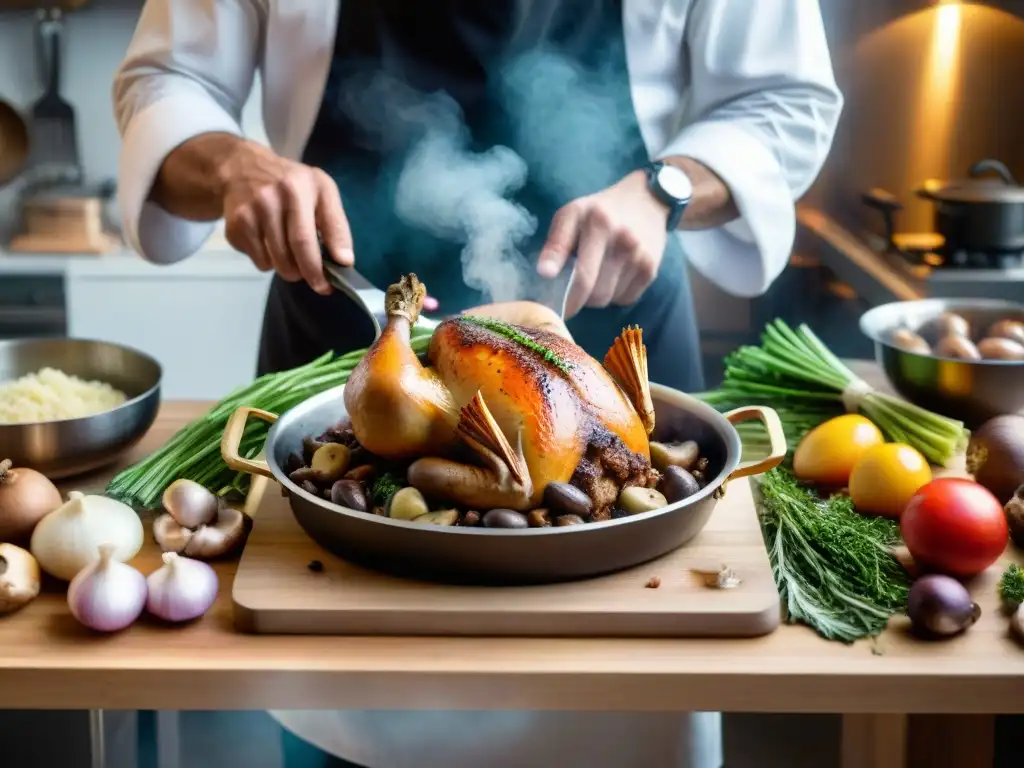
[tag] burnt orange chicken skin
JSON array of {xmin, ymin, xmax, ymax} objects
[{"xmin": 344, "ymin": 274, "xmax": 659, "ymax": 512}]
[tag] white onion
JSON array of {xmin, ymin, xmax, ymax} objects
[
  {"xmin": 67, "ymin": 544, "xmax": 147, "ymax": 632},
  {"xmin": 146, "ymin": 552, "xmax": 218, "ymax": 623},
  {"xmin": 31, "ymin": 491, "xmax": 144, "ymax": 581}
]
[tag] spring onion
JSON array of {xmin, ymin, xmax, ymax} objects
[
  {"xmin": 699, "ymin": 320, "xmax": 969, "ymax": 466},
  {"xmin": 106, "ymin": 329, "xmax": 433, "ymax": 508}
]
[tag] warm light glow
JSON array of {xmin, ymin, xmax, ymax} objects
[{"xmin": 906, "ymin": 2, "xmax": 964, "ymax": 197}]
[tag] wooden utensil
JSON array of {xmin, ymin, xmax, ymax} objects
[{"xmin": 8, "ymin": 194, "xmax": 115, "ymax": 253}]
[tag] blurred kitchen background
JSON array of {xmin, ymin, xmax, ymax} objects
[
  {"xmin": 0, "ymin": 0, "xmax": 1022, "ymax": 765},
  {"xmin": 2, "ymin": 0, "xmax": 1024, "ymax": 396}
]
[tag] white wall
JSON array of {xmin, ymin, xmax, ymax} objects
[{"xmin": 0, "ymin": 0, "xmax": 266, "ymax": 241}]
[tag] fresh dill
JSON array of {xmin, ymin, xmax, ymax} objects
[
  {"xmin": 370, "ymin": 472, "xmax": 403, "ymax": 508},
  {"xmin": 462, "ymin": 315, "xmax": 573, "ymax": 374},
  {"xmin": 757, "ymin": 467, "xmax": 910, "ymax": 643},
  {"xmin": 999, "ymin": 564, "xmax": 1024, "ymax": 608}
]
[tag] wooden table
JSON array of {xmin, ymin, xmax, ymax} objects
[{"xmin": 1, "ymin": 395, "xmax": 1021, "ymax": 768}]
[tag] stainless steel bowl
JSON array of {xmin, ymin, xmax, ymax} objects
[
  {"xmin": 860, "ymin": 298, "xmax": 1024, "ymax": 428},
  {"xmin": 0, "ymin": 338, "xmax": 162, "ymax": 479}
]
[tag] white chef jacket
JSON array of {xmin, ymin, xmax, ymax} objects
[
  {"xmin": 113, "ymin": 2, "xmax": 841, "ymax": 766},
  {"xmin": 113, "ymin": 0, "xmax": 842, "ymax": 299}
]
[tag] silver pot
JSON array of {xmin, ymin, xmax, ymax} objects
[{"xmin": 222, "ymin": 386, "xmax": 784, "ymax": 585}]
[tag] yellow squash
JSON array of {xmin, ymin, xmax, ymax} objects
[
  {"xmin": 849, "ymin": 443, "xmax": 932, "ymax": 518},
  {"xmin": 792, "ymin": 414, "xmax": 885, "ymax": 487}
]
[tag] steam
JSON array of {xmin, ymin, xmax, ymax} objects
[
  {"xmin": 393, "ymin": 117, "xmax": 537, "ymax": 303},
  {"xmin": 333, "ymin": 44, "xmax": 636, "ymax": 304}
]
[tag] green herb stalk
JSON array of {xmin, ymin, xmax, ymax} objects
[
  {"xmin": 757, "ymin": 467, "xmax": 910, "ymax": 643},
  {"xmin": 999, "ymin": 564, "xmax": 1024, "ymax": 608},
  {"xmin": 370, "ymin": 472, "xmax": 404, "ymax": 508},
  {"xmin": 698, "ymin": 320, "xmax": 969, "ymax": 466},
  {"xmin": 106, "ymin": 328, "xmax": 433, "ymax": 508},
  {"xmin": 461, "ymin": 315, "xmax": 573, "ymax": 373}
]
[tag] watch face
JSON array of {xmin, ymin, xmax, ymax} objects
[{"xmin": 656, "ymin": 165, "xmax": 693, "ymax": 202}]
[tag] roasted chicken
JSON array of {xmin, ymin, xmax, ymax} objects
[{"xmin": 343, "ymin": 274, "xmax": 659, "ymax": 513}]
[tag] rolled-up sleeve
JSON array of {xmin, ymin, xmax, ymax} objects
[
  {"xmin": 112, "ymin": 0, "xmax": 261, "ymax": 264},
  {"xmin": 661, "ymin": 0, "xmax": 843, "ymax": 297}
]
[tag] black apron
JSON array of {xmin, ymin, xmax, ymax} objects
[{"xmin": 257, "ymin": 0, "xmax": 704, "ymax": 391}]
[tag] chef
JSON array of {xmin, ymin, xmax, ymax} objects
[{"xmin": 114, "ymin": 1, "xmax": 841, "ymax": 766}]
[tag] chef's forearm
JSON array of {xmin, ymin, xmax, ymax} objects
[
  {"xmin": 149, "ymin": 132, "xmax": 246, "ymax": 221},
  {"xmin": 662, "ymin": 156, "xmax": 739, "ymax": 231}
]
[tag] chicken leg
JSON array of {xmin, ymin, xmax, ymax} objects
[
  {"xmin": 407, "ymin": 391, "xmax": 534, "ymax": 511},
  {"xmin": 344, "ymin": 274, "xmax": 460, "ymax": 459}
]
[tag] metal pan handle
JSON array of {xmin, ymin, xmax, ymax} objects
[
  {"xmin": 221, "ymin": 406, "xmax": 278, "ymax": 480},
  {"xmin": 723, "ymin": 406, "xmax": 787, "ymax": 481},
  {"xmin": 968, "ymin": 158, "xmax": 1017, "ymax": 185}
]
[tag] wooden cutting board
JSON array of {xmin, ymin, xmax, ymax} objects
[{"xmin": 232, "ymin": 478, "xmax": 781, "ymax": 637}]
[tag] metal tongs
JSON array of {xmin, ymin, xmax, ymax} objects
[
  {"xmin": 320, "ymin": 251, "xmax": 442, "ymax": 341},
  {"xmin": 319, "ymin": 250, "xmax": 577, "ymax": 341}
]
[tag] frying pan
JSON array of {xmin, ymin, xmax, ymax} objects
[
  {"xmin": 0, "ymin": 99, "xmax": 29, "ymax": 187},
  {"xmin": 222, "ymin": 386, "xmax": 785, "ymax": 585}
]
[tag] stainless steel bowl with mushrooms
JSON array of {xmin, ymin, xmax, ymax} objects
[{"xmin": 860, "ymin": 298, "xmax": 1024, "ymax": 428}]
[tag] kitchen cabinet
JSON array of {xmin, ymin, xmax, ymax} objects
[{"xmin": 66, "ymin": 256, "xmax": 273, "ymax": 400}]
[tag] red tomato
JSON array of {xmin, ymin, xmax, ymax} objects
[{"xmin": 901, "ymin": 477, "xmax": 1008, "ymax": 578}]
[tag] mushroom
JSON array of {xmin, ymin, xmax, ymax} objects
[
  {"xmin": 162, "ymin": 479, "xmax": 218, "ymax": 528},
  {"xmin": 310, "ymin": 443, "xmax": 352, "ymax": 483},
  {"xmin": 0, "ymin": 543, "xmax": 41, "ymax": 614},
  {"xmin": 649, "ymin": 440, "xmax": 700, "ymax": 471},
  {"xmin": 153, "ymin": 480, "xmax": 250, "ymax": 559}
]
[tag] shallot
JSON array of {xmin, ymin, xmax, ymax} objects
[
  {"xmin": 31, "ymin": 491, "xmax": 144, "ymax": 581},
  {"xmin": 67, "ymin": 544, "xmax": 147, "ymax": 632},
  {"xmin": 145, "ymin": 552, "xmax": 218, "ymax": 623},
  {"xmin": 0, "ymin": 458, "xmax": 62, "ymax": 543},
  {"xmin": 1011, "ymin": 605, "xmax": 1024, "ymax": 646},
  {"xmin": 906, "ymin": 574, "xmax": 980, "ymax": 639}
]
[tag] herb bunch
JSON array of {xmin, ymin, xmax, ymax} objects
[
  {"xmin": 699, "ymin": 320, "xmax": 969, "ymax": 466},
  {"xmin": 758, "ymin": 467, "xmax": 911, "ymax": 643},
  {"xmin": 999, "ymin": 564, "xmax": 1024, "ymax": 608}
]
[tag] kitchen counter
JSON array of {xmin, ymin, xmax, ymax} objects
[
  {"xmin": 0, "ymin": 379, "xmax": 1020, "ymax": 768},
  {"xmin": 0, "ymin": 245, "xmax": 267, "ymax": 278}
]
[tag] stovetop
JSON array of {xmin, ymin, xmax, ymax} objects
[
  {"xmin": 893, "ymin": 246, "xmax": 1024, "ymax": 271},
  {"xmin": 796, "ymin": 206, "xmax": 1024, "ymax": 305}
]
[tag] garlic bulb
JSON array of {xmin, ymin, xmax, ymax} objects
[
  {"xmin": 67, "ymin": 544, "xmax": 147, "ymax": 632},
  {"xmin": 146, "ymin": 553, "xmax": 218, "ymax": 623},
  {"xmin": 31, "ymin": 491, "xmax": 144, "ymax": 581}
]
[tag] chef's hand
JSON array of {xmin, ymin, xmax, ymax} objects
[
  {"xmin": 219, "ymin": 140, "xmax": 353, "ymax": 296},
  {"xmin": 537, "ymin": 170, "xmax": 667, "ymax": 318}
]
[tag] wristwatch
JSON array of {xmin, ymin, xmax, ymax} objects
[{"xmin": 644, "ymin": 161, "xmax": 693, "ymax": 231}]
